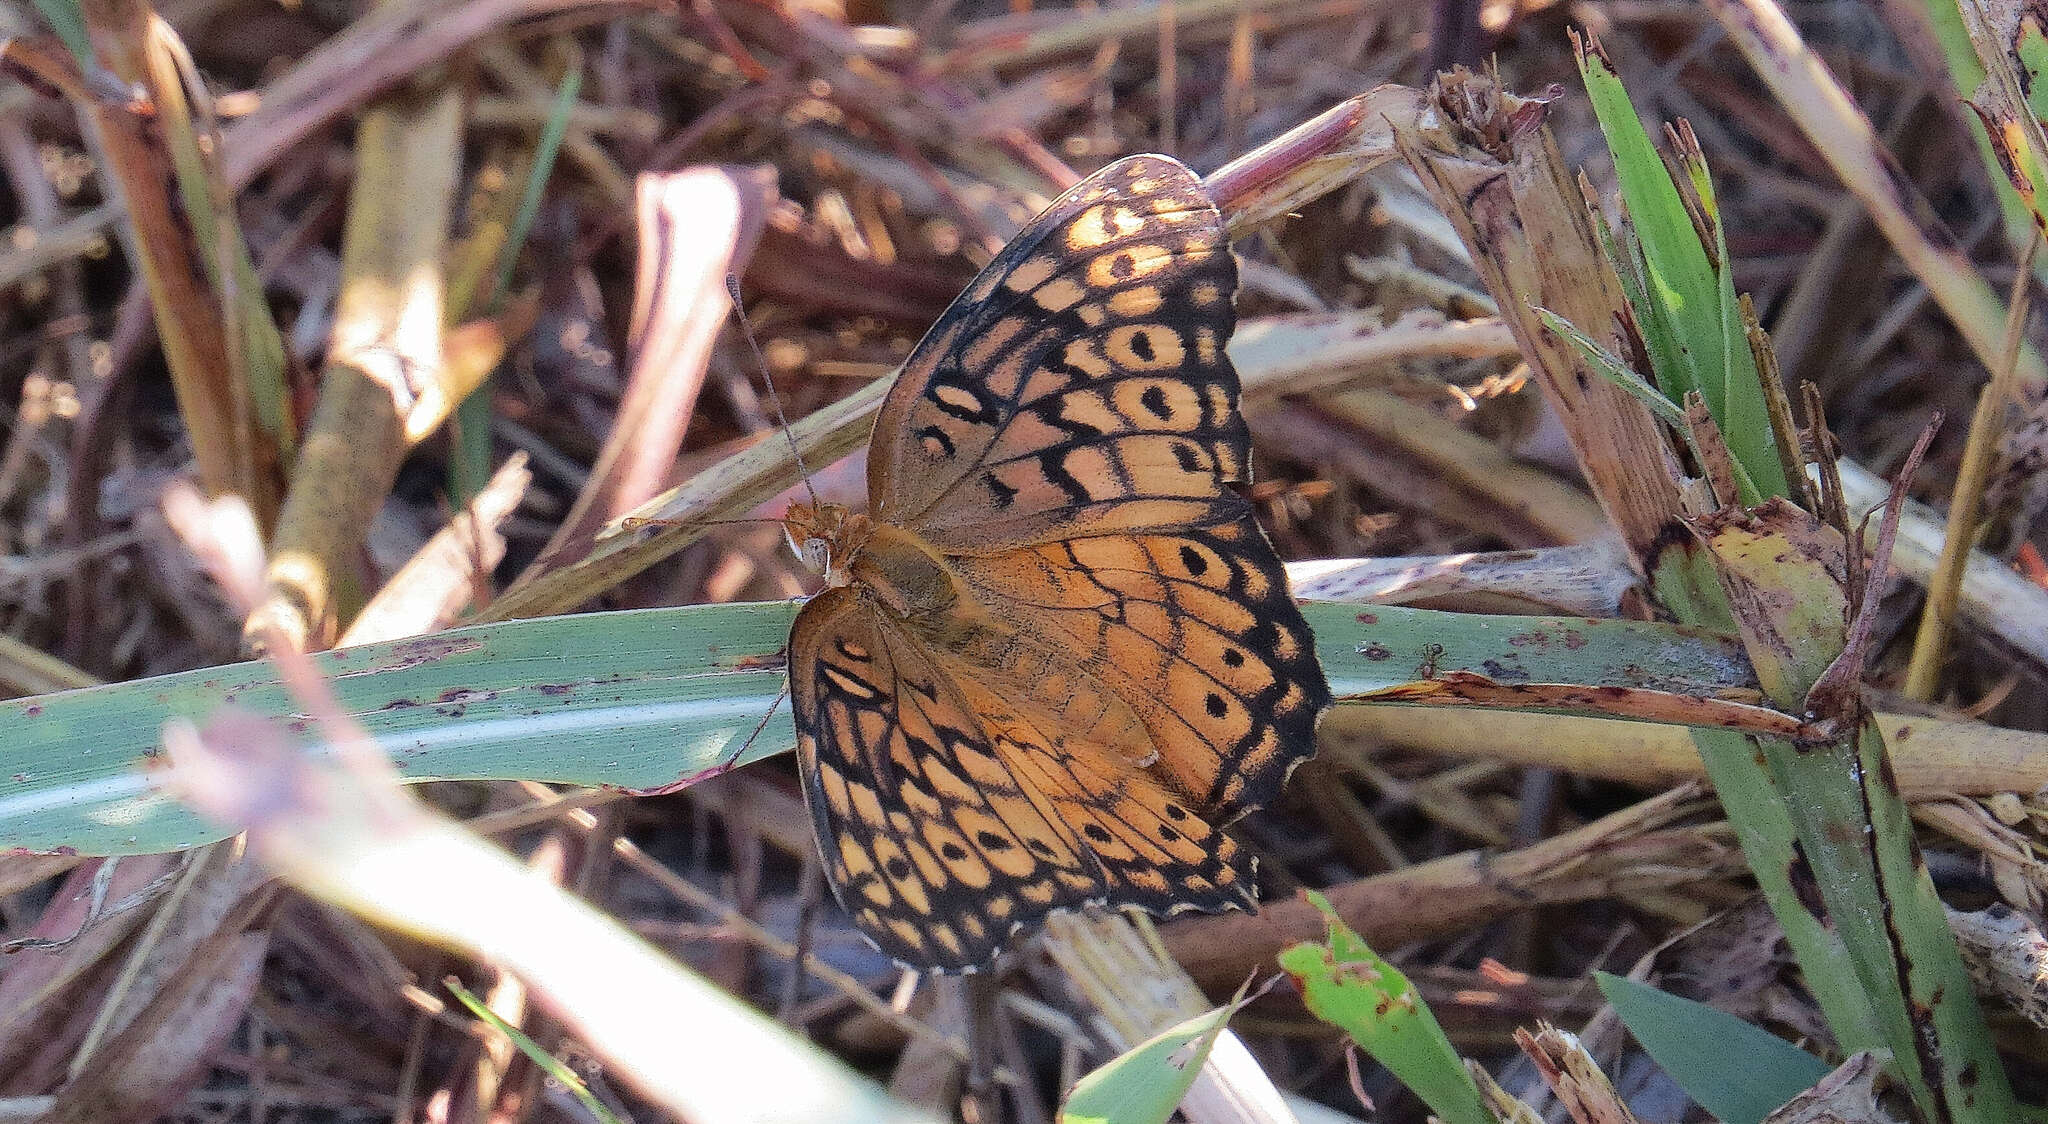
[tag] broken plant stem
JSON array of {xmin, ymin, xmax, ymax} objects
[{"xmin": 1902, "ymin": 235, "xmax": 2038, "ymax": 699}]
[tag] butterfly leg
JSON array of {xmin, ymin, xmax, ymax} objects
[{"xmin": 715, "ymin": 675, "xmax": 791, "ymax": 774}]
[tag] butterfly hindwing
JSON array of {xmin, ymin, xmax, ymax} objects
[
  {"xmin": 951, "ymin": 512, "xmax": 1332, "ymax": 822},
  {"xmin": 867, "ymin": 155, "xmax": 1248, "ymax": 552},
  {"xmin": 789, "ymin": 587, "xmax": 1251, "ymax": 971}
]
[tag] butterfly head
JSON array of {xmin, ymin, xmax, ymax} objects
[{"xmin": 783, "ymin": 501, "xmax": 871, "ymax": 589}]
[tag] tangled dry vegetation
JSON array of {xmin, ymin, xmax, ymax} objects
[{"xmin": 0, "ymin": 0, "xmax": 2046, "ymax": 1120}]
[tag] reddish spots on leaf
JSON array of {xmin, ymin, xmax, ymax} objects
[
  {"xmin": 23, "ymin": 704, "xmax": 40, "ymax": 717},
  {"xmin": 1334, "ymin": 961, "xmax": 1384, "ymax": 986},
  {"xmin": 364, "ymin": 635, "xmax": 486, "ymax": 674},
  {"xmin": 1563, "ymin": 630, "xmax": 1587, "ymax": 649},
  {"xmin": 1357, "ymin": 612, "xmax": 1378, "ymax": 624}
]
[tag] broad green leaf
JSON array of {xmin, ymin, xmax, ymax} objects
[
  {"xmin": 1280, "ymin": 891, "xmax": 1492, "ymax": 1124},
  {"xmin": 1595, "ymin": 972, "xmax": 1830, "ymax": 1124}
]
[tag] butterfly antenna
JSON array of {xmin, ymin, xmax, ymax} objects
[
  {"xmin": 622, "ymin": 515, "xmax": 788, "ymax": 531},
  {"xmin": 728, "ymin": 275, "xmax": 821, "ymax": 508}
]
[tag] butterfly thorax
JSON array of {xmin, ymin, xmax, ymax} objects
[{"xmin": 786, "ymin": 502, "xmax": 963, "ymax": 622}]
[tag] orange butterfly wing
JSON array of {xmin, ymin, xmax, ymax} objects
[
  {"xmin": 788, "ymin": 154, "xmax": 1331, "ymax": 971},
  {"xmin": 949, "ymin": 520, "xmax": 1327, "ymax": 822},
  {"xmin": 867, "ymin": 155, "xmax": 1247, "ymax": 551}
]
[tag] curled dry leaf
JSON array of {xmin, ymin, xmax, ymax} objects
[
  {"xmin": 1762, "ymin": 1052, "xmax": 1903, "ymax": 1124},
  {"xmin": 1948, "ymin": 904, "xmax": 2048, "ymax": 1030}
]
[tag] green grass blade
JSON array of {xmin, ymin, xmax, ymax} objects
[
  {"xmin": 1578, "ymin": 38, "xmax": 1786, "ymax": 503},
  {"xmin": 1594, "ymin": 972, "xmax": 1830, "ymax": 1124},
  {"xmin": 31, "ymin": 0, "xmax": 92, "ymax": 72},
  {"xmin": 1681, "ymin": 728, "xmax": 1883, "ymax": 1055},
  {"xmin": 1680, "ymin": 141, "xmax": 1788, "ymax": 502},
  {"xmin": 494, "ymin": 63, "xmax": 581, "ymax": 312},
  {"xmin": 1060, "ymin": 1002, "xmax": 1239, "ymax": 1124},
  {"xmin": 447, "ymin": 980, "xmax": 626, "ymax": 1124},
  {"xmin": 1533, "ymin": 306, "xmax": 1687, "ymax": 429},
  {"xmin": 1537, "ymin": 306, "xmax": 1772, "ymax": 508},
  {"xmin": 0, "ymin": 601, "xmax": 1765, "ymax": 855},
  {"xmin": 453, "ymin": 60, "xmax": 582, "ymax": 505},
  {"xmin": 1577, "ymin": 39, "xmax": 1722, "ymax": 410}
]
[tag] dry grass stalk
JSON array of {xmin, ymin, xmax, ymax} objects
[
  {"xmin": 1041, "ymin": 911, "xmax": 1296, "ymax": 1124},
  {"xmin": 1903, "ymin": 235, "xmax": 2039, "ymax": 697},
  {"xmin": 1398, "ymin": 71, "xmax": 1686, "ymax": 561},
  {"xmin": 10, "ymin": 16, "xmax": 246, "ymax": 506},
  {"xmin": 1836, "ymin": 457, "xmax": 2048, "ymax": 667},
  {"xmin": 1948, "ymin": 905, "xmax": 2048, "ymax": 1030},
  {"xmin": 1163, "ymin": 785, "xmax": 1735, "ymax": 991},
  {"xmin": 1467, "ymin": 1062, "xmax": 1545, "ymax": 1124},
  {"xmin": 0, "ymin": 634, "xmax": 97, "ymax": 696},
  {"xmin": 1336, "ymin": 706, "xmax": 2048, "ymax": 798},
  {"xmin": 249, "ymin": 82, "xmax": 465, "ymax": 652},
  {"xmin": 517, "ymin": 166, "xmax": 775, "ymax": 583},
  {"xmin": 1287, "ymin": 541, "xmax": 1638, "ymax": 616},
  {"xmin": 1257, "ymin": 388, "xmax": 1613, "ymax": 546},
  {"xmin": 0, "ymin": 855, "xmax": 181, "ymax": 1090},
  {"xmin": 338, "ymin": 453, "xmax": 533, "ymax": 646},
  {"xmin": 1513, "ymin": 1023, "xmax": 1642, "ymax": 1124},
  {"xmin": 1705, "ymin": 0, "xmax": 2048, "ymax": 394}
]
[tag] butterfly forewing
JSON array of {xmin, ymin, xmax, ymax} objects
[{"xmin": 868, "ymin": 155, "xmax": 1249, "ymax": 552}]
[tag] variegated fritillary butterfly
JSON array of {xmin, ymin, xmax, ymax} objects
[{"xmin": 782, "ymin": 154, "xmax": 1332, "ymax": 972}]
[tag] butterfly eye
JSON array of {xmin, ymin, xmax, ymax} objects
[{"xmin": 797, "ymin": 537, "xmax": 832, "ymax": 576}]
